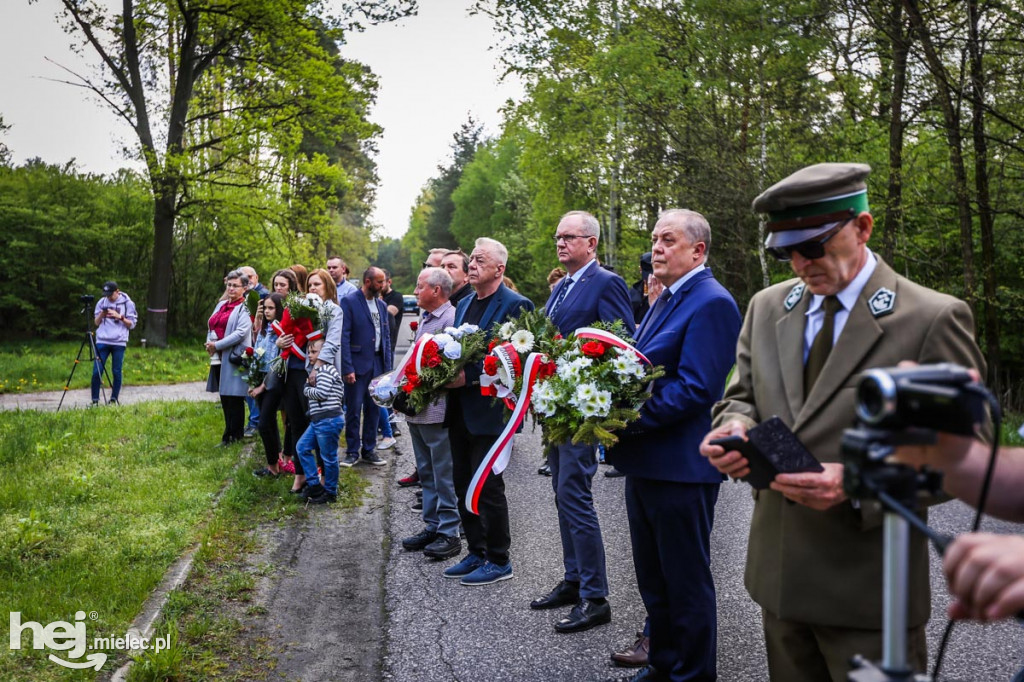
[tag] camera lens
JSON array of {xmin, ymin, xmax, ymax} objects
[{"xmin": 856, "ymin": 369, "xmax": 898, "ymax": 426}]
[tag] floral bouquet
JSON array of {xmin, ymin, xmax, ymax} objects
[
  {"xmin": 271, "ymin": 292, "xmax": 324, "ymax": 363},
  {"xmin": 480, "ymin": 309, "xmax": 563, "ymax": 406},
  {"xmin": 237, "ymin": 346, "xmax": 268, "ymax": 388},
  {"xmin": 530, "ymin": 321, "xmax": 663, "ymax": 447},
  {"xmin": 528, "ymin": 321, "xmax": 663, "ymax": 448},
  {"xmin": 371, "ymin": 323, "xmax": 488, "ymax": 415}
]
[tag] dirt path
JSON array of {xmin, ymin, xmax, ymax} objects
[{"xmin": 0, "ymin": 381, "xmax": 216, "ymax": 412}]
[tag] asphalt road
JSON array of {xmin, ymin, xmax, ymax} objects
[{"xmin": 381, "ymin": 419, "xmax": 1024, "ymax": 682}]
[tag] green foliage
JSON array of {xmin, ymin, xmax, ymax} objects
[{"xmin": 0, "ymin": 339, "xmax": 210, "ymax": 394}]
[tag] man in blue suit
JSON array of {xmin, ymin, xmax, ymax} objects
[
  {"xmin": 530, "ymin": 210, "xmax": 634, "ymax": 633},
  {"xmin": 442, "ymin": 237, "xmax": 534, "ymax": 586},
  {"xmin": 340, "ymin": 266, "xmax": 393, "ymax": 467},
  {"xmin": 607, "ymin": 209, "xmax": 741, "ymax": 682}
]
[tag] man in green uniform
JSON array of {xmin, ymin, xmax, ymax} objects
[{"xmin": 700, "ymin": 162, "xmax": 986, "ymax": 681}]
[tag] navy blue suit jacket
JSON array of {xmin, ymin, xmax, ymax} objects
[
  {"xmin": 607, "ymin": 269, "xmax": 741, "ymax": 483},
  {"xmin": 339, "ymin": 289, "xmax": 393, "ymax": 376},
  {"xmin": 452, "ymin": 283, "xmax": 534, "ymax": 436},
  {"xmin": 545, "ymin": 261, "xmax": 634, "ymax": 337}
]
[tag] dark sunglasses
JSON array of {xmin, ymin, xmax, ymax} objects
[{"xmin": 767, "ymin": 220, "xmax": 849, "ymax": 262}]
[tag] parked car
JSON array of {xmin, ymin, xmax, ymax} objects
[{"xmin": 403, "ymin": 295, "xmax": 419, "ymax": 315}]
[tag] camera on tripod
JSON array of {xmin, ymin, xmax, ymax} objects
[
  {"xmin": 842, "ymin": 364, "xmax": 987, "ymax": 503},
  {"xmin": 841, "ymin": 364, "xmax": 991, "ymax": 681},
  {"xmin": 80, "ymin": 294, "xmax": 95, "ymax": 304}
]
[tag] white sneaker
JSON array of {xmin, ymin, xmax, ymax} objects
[{"xmin": 377, "ymin": 436, "xmax": 397, "ymax": 450}]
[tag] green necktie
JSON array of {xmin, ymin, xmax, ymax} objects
[{"xmin": 804, "ymin": 295, "xmax": 842, "ymax": 396}]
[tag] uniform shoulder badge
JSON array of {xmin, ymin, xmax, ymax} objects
[
  {"xmin": 867, "ymin": 287, "xmax": 896, "ymax": 317},
  {"xmin": 783, "ymin": 283, "xmax": 806, "ymax": 311}
]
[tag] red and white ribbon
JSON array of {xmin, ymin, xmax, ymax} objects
[
  {"xmin": 574, "ymin": 327, "xmax": 652, "ymax": 366},
  {"xmin": 466, "ymin": 352, "xmax": 547, "ymax": 515},
  {"xmin": 479, "ymin": 342, "xmax": 522, "ymax": 410}
]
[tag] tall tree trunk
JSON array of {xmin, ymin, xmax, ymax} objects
[
  {"xmin": 146, "ymin": 189, "xmax": 176, "ymax": 347},
  {"xmin": 882, "ymin": 2, "xmax": 909, "ymax": 263},
  {"xmin": 966, "ymin": 0, "xmax": 1001, "ymax": 394},
  {"xmin": 903, "ymin": 0, "xmax": 977, "ymax": 314}
]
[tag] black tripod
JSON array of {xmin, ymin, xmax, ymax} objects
[{"xmin": 57, "ymin": 297, "xmax": 112, "ymax": 412}]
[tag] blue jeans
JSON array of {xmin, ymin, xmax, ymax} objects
[
  {"xmin": 245, "ymin": 394, "xmax": 260, "ymax": 429},
  {"xmin": 296, "ymin": 415, "xmax": 344, "ymax": 495},
  {"xmin": 91, "ymin": 343, "xmax": 125, "ymax": 402},
  {"xmin": 408, "ymin": 422, "xmax": 459, "ymax": 538},
  {"xmin": 378, "ymin": 406, "xmax": 393, "ymax": 438}
]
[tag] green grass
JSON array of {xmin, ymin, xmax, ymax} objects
[
  {"xmin": 0, "ymin": 401, "xmax": 244, "ymax": 680},
  {"xmin": 132, "ymin": 441, "xmax": 368, "ymax": 681},
  {"xmin": 0, "ymin": 339, "xmax": 211, "ymax": 394}
]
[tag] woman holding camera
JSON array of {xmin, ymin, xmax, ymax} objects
[{"xmin": 205, "ymin": 270, "xmax": 253, "ymax": 446}]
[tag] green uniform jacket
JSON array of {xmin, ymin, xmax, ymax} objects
[{"xmin": 712, "ymin": 256, "xmax": 985, "ymax": 629}]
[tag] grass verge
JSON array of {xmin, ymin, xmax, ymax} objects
[
  {"xmin": 0, "ymin": 339, "xmax": 210, "ymax": 394},
  {"xmin": 128, "ymin": 450, "xmax": 368, "ymax": 681}
]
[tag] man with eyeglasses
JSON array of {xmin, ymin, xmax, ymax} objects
[
  {"xmin": 531, "ymin": 210, "xmax": 633, "ymax": 634},
  {"xmin": 699, "ymin": 163, "xmax": 986, "ymax": 681}
]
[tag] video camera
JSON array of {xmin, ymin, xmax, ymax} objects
[{"xmin": 842, "ymin": 364, "xmax": 987, "ymax": 503}]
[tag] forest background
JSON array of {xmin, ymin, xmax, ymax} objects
[{"xmin": 1, "ymin": 0, "xmax": 1022, "ymax": 408}]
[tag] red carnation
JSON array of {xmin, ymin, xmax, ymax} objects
[
  {"xmin": 422, "ymin": 340, "xmax": 440, "ymax": 359},
  {"xmin": 554, "ymin": 334, "xmax": 563, "ymax": 341},
  {"xmin": 488, "ymin": 339, "xmax": 497, "ymax": 352},
  {"xmin": 425, "ymin": 354, "xmax": 442, "ymax": 368},
  {"xmin": 402, "ymin": 381, "xmax": 416, "ymax": 394},
  {"xmin": 410, "ymin": 320, "xmax": 418, "ymax": 331},
  {"xmin": 483, "ymin": 355, "xmax": 500, "ymax": 376},
  {"xmin": 581, "ymin": 341, "xmax": 606, "ymax": 358},
  {"xmin": 404, "ymin": 365, "xmax": 419, "ymax": 381}
]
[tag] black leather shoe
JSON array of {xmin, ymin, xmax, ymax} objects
[
  {"xmin": 401, "ymin": 529, "xmax": 437, "ymax": 551},
  {"xmin": 553, "ymin": 598, "xmax": 611, "ymax": 633},
  {"xmin": 604, "ymin": 467, "xmax": 625, "ymax": 478},
  {"xmin": 622, "ymin": 665, "xmax": 668, "ymax": 681},
  {"xmin": 537, "ymin": 463, "xmax": 552, "ymax": 476},
  {"xmin": 423, "ymin": 534, "xmax": 461, "ymax": 559},
  {"xmin": 530, "ymin": 580, "xmax": 580, "ymax": 610}
]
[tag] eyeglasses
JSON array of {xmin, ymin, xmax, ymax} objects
[
  {"xmin": 553, "ymin": 234, "xmax": 589, "ymax": 244},
  {"xmin": 225, "ymin": 283, "xmax": 244, "ymax": 289},
  {"xmin": 767, "ymin": 221, "xmax": 849, "ymax": 262}
]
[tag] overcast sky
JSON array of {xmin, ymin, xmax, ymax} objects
[{"xmin": 0, "ymin": 2, "xmax": 522, "ymax": 239}]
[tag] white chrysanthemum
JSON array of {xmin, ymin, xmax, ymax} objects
[
  {"xmin": 499, "ymin": 321, "xmax": 516, "ymax": 340},
  {"xmin": 612, "ymin": 354, "xmax": 642, "ymax": 378},
  {"xmin": 571, "ymin": 356, "xmax": 594, "ymax": 372},
  {"xmin": 510, "ymin": 329, "xmax": 535, "ymax": 353},
  {"xmin": 575, "ymin": 383, "xmax": 599, "ymax": 403},
  {"xmin": 579, "ymin": 401, "xmax": 602, "ymax": 418},
  {"xmin": 304, "ymin": 292, "xmax": 323, "ymax": 307},
  {"xmin": 557, "ymin": 363, "xmax": 578, "ymax": 382},
  {"xmin": 442, "ymin": 341, "xmax": 462, "ymax": 360},
  {"xmin": 531, "ymin": 382, "xmax": 558, "ymax": 417},
  {"xmin": 458, "ymin": 323, "xmax": 480, "ymax": 335},
  {"xmin": 443, "ymin": 326, "xmax": 463, "ymax": 339},
  {"xmin": 432, "ymin": 333, "xmax": 455, "ymax": 349},
  {"xmin": 592, "ymin": 390, "xmax": 613, "ymax": 417}
]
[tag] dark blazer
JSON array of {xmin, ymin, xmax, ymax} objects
[
  {"xmin": 339, "ymin": 289, "xmax": 392, "ymax": 376},
  {"xmin": 452, "ymin": 282, "xmax": 534, "ymax": 436},
  {"xmin": 607, "ymin": 268, "xmax": 741, "ymax": 483},
  {"xmin": 545, "ymin": 261, "xmax": 634, "ymax": 337}
]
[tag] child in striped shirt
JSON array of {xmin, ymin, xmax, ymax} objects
[{"xmin": 296, "ymin": 338, "xmax": 345, "ymax": 504}]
